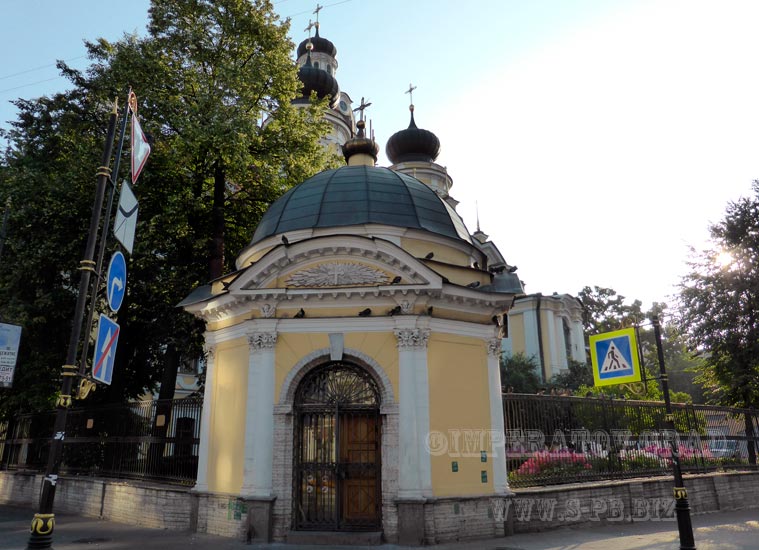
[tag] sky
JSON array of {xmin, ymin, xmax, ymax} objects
[{"xmin": 2, "ymin": 0, "xmax": 759, "ymax": 310}]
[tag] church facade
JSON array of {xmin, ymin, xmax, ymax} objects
[{"xmin": 180, "ymin": 19, "xmax": 583, "ymax": 544}]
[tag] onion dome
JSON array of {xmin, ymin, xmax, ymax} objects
[
  {"xmin": 386, "ymin": 106, "xmax": 441, "ymax": 164},
  {"xmin": 341, "ymin": 120, "xmax": 379, "ymax": 164},
  {"xmin": 297, "ymin": 51, "xmax": 338, "ymax": 106},
  {"xmin": 249, "ymin": 166, "xmax": 472, "ymax": 245},
  {"xmin": 297, "ymin": 26, "xmax": 337, "ymax": 59}
]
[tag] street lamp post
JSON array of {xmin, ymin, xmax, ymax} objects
[
  {"xmin": 26, "ymin": 100, "xmax": 119, "ymax": 550},
  {"xmin": 652, "ymin": 315, "xmax": 696, "ymax": 550}
]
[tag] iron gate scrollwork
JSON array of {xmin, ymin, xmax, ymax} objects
[{"xmin": 293, "ymin": 362, "xmax": 381, "ymax": 531}]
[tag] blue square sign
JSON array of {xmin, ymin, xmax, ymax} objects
[
  {"xmin": 589, "ymin": 327, "xmax": 642, "ymax": 387},
  {"xmin": 93, "ymin": 314, "xmax": 120, "ymax": 385}
]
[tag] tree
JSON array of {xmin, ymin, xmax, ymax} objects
[
  {"xmin": 551, "ymin": 359, "xmax": 593, "ymax": 392},
  {"xmin": 0, "ymin": 0, "xmax": 337, "ymax": 416},
  {"xmin": 501, "ymin": 353, "xmax": 542, "ymax": 394},
  {"xmin": 678, "ymin": 181, "xmax": 759, "ymax": 463}
]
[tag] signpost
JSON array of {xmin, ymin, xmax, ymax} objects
[
  {"xmin": 106, "ymin": 251, "xmax": 127, "ymax": 313},
  {"xmin": 92, "ymin": 314, "xmax": 119, "ymax": 386},
  {"xmin": 589, "ymin": 321, "xmax": 696, "ymax": 549},
  {"xmin": 0, "ymin": 322, "xmax": 22, "ymax": 388},
  {"xmin": 589, "ymin": 327, "xmax": 642, "ymax": 387}
]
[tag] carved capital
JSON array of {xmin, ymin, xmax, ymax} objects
[
  {"xmin": 394, "ymin": 328, "xmax": 430, "ymax": 349},
  {"xmin": 203, "ymin": 344, "xmax": 216, "ymax": 359},
  {"xmin": 248, "ymin": 331, "xmax": 278, "ymax": 350},
  {"xmin": 487, "ymin": 338, "xmax": 502, "ymax": 357},
  {"xmin": 260, "ymin": 303, "xmax": 276, "ymax": 318}
]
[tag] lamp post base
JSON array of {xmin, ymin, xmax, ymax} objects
[{"xmin": 27, "ymin": 513, "xmax": 55, "ymax": 549}]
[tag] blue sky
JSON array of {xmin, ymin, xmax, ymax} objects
[{"xmin": 2, "ymin": 0, "xmax": 759, "ymax": 311}]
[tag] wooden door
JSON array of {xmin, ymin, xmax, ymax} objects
[{"xmin": 339, "ymin": 414, "xmax": 379, "ymax": 526}]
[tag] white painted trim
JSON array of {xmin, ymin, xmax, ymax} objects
[
  {"xmin": 192, "ymin": 345, "xmax": 216, "ymax": 492},
  {"xmin": 486, "ymin": 341, "xmax": 510, "ymax": 494}
]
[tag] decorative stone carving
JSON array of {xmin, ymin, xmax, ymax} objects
[
  {"xmin": 248, "ymin": 332, "xmax": 278, "ymax": 350},
  {"xmin": 260, "ymin": 303, "xmax": 276, "ymax": 318},
  {"xmin": 400, "ymin": 300, "xmax": 414, "ymax": 314},
  {"xmin": 487, "ymin": 338, "xmax": 502, "ymax": 357},
  {"xmin": 285, "ymin": 262, "xmax": 389, "ymax": 287},
  {"xmin": 394, "ymin": 328, "xmax": 430, "ymax": 349},
  {"xmin": 203, "ymin": 344, "xmax": 216, "ymax": 359}
]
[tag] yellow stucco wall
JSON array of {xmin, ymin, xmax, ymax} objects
[
  {"xmin": 427, "ymin": 333, "xmax": 493, "ymax": 496},
  {"xmin": 274, "ymin": 332, "xmax": 398, "ymax": 405},
  {"xmin": 206, "ymin": 339, "xmax": 248, "ymax": 494},
  {"xmin": 509, "ymin": 312, "xmax": 526, "ymax": 355},
  {"xmin": 400, "ymin": 237, "xmax": 471, "ymax": 266}
]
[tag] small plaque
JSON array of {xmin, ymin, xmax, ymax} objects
[
  {"xmin": 86, "ymin": 419, "xmax": 94, "ymax": 429},
  {"xmin": 451, "ymin": 461, "xmax": 459, "ymax": 472},
  {"xmin": 481, "ymin": 450, "xmax": 487, "ymax": 463},
  {"xmin": 156, "ymin": 414, "xmax": 166, "ymax": 427},
  {"xmin": 481, "ymin": 470, "xmax": 488, "ymax": 483}
]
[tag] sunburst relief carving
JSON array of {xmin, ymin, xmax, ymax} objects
[{"xmin": 286, "ymin": 262, "xmax": 389, "ymax": 287}]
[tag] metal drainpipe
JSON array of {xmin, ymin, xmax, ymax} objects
[{"xmin": 535, "ymin": 294, "xmax": 546, "ymax": 383}]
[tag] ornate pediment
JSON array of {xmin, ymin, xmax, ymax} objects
[{"xmin": 285, "ymin": 262, "xmax": 390, "ymax": 288}]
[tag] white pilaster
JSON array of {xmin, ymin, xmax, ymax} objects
[
  {"xmin": 241, "ymin": 331, "xmax": 277, "ymax": 497},
  {"xmin": 193, "ymin": 344, "xmax": 216, "ymax": 492},
  {"xmin": 395, "ymin": 328, "xmax": 431, "ymax": 498},
  {"xmin": 487, "ymin": 338, "xmax": 510, "ymax": 494}
]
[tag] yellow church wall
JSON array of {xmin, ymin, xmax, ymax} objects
[
  {"xmin": 427, "ymin": 333, "xmax": 493, "ymax": 496},
  {"xmin": 206, "ymin": 339, "xmax": 248, "ymax": 494},
  {"xmin": 344, "ymin": 332, "xmax": 398, "ymax": 403},
  {"xmin": 275, "ymin": 333, "xmax": 330, "ymax": 402},
  {"xmin": 400, "ymin": 237, "xmax": 471, "ymax": 266},
  {"xmin": 274, "ymin": 332, "xmax": 398, "ymax": 405},
  {"xmin": 509, "ymin": 312, "xmax": 526, "ymax": 355},
  {"xmin": 424, "ymin": 262, "xmax": 490, "ymax": 288}
]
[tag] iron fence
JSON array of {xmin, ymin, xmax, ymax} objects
[
  {"xmin": 0, "ymin": 397, "xmax": 202, "ymax": 485},
  {"xmin": 503, "ymin": 393, "xmax": 759, "ymax": 488}
]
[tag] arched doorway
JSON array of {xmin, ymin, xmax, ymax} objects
[{"xmin": 292, "ymin": 362, "xmax": 381, "ymax": 531}]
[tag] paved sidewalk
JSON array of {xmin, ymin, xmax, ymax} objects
[{"xmin": 2, "ymin": 504, "xmax": 758, "ymax": 549}]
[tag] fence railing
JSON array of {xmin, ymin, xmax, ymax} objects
[
  {"xmin": 503, "ymin": 393, "xmax": 759, "ymax": 488},
  {"xmin": 0, "ymin": 397, "xmax": 202, "ymax": 486}
]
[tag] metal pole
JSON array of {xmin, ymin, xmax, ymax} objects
[
  {"xmin": 26, "ymin": 100, "xmax": 119, "ymax": 550},
  {"xmin": 652, "ymin": 315, "xmax": 696, "ymax": 550},
  {"xmin": 79, "ymin": 91, "xmax": 131, "ymax": 375}
]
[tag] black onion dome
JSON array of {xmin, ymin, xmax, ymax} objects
[
  {"xmin": 297, "ymin": 54, "xmax": 339, "ymax": 105},
  {"xmin": 250, "ymin": 166, "xmax": 472, "ymax": 245},
  {"xmin": 297, "ymin": 28, "xmax": 337, "ymax": 58},
  {"xmin": 342, "ymin": 121, "xmax": 379, "ymax": 163},
  {"xmin": 386, "ymin": 109, "xmax": 441, "ymax": 164}
]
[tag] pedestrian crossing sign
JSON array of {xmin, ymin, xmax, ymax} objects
[{"xmin": 589, "ymin": 327, "xmax": 642, "ymax": 387}]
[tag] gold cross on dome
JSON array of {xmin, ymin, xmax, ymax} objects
[
  {"xmin": 313, "ymin": 3, "xmax": 323, "ymax": 23},
  {"xmin": 405, "ymin": 83, "xmax": 417, "ymax": 105},
  {"xmin": 353, "ymin": 97, "xmax": 373, "ymax": 122}
]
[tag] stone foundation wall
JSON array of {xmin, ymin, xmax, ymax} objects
[
  {"xmin": 507, "ymin": 471, "xmax": 759, "ymax": 534},
  {"xmin": 3, "ymin": 470, "xmax": 759, "ymax": 544}
]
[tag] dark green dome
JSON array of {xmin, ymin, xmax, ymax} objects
[{"xmin": 250, "ymin": 166, "xmax": 471, "ymax": 245}]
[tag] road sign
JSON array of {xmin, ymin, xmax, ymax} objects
[
  {"xmin": 0, "ymin": 322, "xmax": 22, "ymax": 388},
  {"xmin": 589, "ymin": 327, "xmax": 642, "ymax": 387},
  {"xmin": 106, "ymin": 251, "xmax": 127, "ymax": 313},
  {"xmin": 113, "ymin": 181, "xmax": 138, "ymax": 255},
  {"xmin": 93, "ymin": 314, "xmax": 119, "ymax": 385}
]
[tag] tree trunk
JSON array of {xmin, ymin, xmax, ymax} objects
[
  {"xmin": 745, "ymin": 411, "xmax": 757, "ymax": 465},
  {"xmin": 209, "ymin": 160, "xmax": 225, "ymax": 280}
]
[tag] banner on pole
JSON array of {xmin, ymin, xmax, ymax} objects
[{"xmin": 0, "ymin": 322, "xmax": 22, "ymax": 388}]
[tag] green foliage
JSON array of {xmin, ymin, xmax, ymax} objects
[
  {"xmin": 501, "ymin": 352, "xmax": 542, "ymax": 394},
  {"xmin": 678, "ymin": 181, "xmax": 759, "ymax": 411},
  {"xmin": 551, "ymin": 359, "xmax": 593, "ymax": 391},
  {"xmin": 0, "ymin": 0, "xmax": 337, "ymax": 416}
]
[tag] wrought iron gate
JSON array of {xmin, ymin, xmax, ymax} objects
[{"xmin": 293, "ymin": 362, "xmax": 381, "ymax": 531}]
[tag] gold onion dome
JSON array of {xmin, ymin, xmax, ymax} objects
[{"xmin": 341, "ymin": 120, "xmax": 379, "ymax": 164}]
